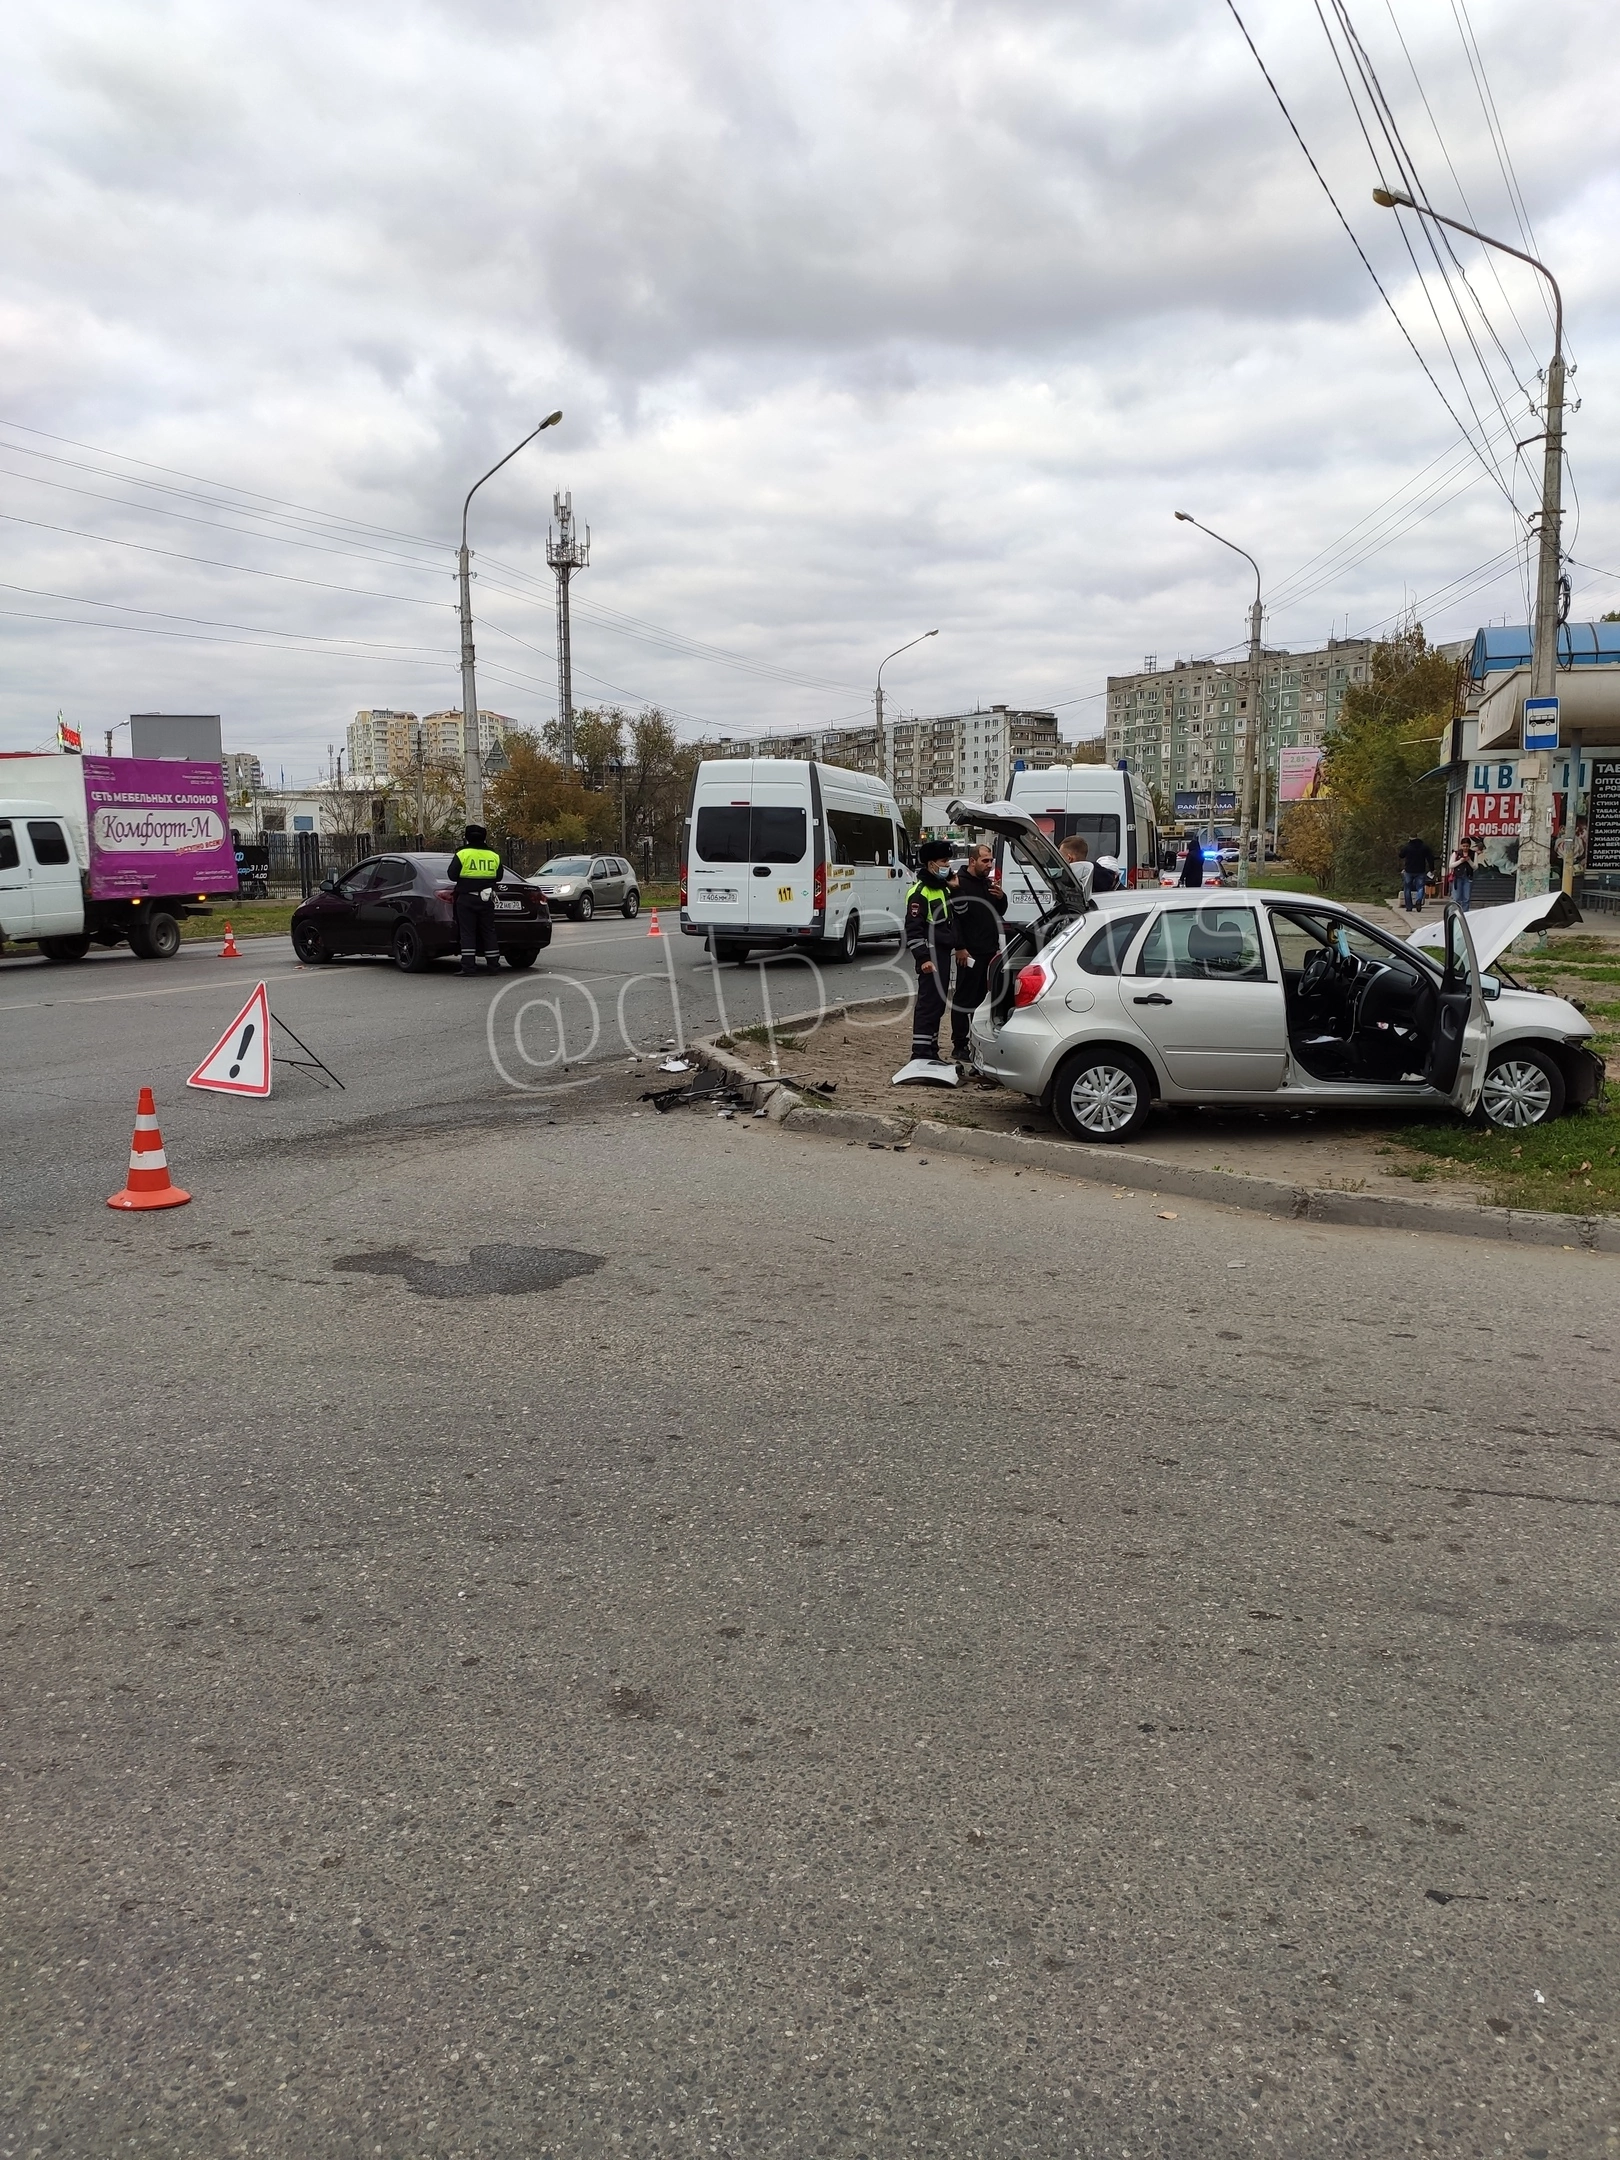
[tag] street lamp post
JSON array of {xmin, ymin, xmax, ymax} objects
[
  {"xmin": 875, "ymin": 630, "xmax": 939, "ymax": 801},
  {"xmin": 1174, "ymin": 513, "xmax": 1262, "ymax": 886},
  {"xmin": 458, "ymin": 411, "xmax": 563, "ymax": 824},
  {"xmin": 1373, "ymin": 188, "xmax": 1565, "ymax": 898}
]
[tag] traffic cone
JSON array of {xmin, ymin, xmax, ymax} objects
[
  {"xmin": 219, "ymin": 921, "xmax": 240, "ymax": 958},
  {"xmin": 647, "ymin": 909, "xmax": 662, "ymax": 937},
  {"xmin": 108, "ymin": 1088, "xmax": 191, "ymax": 1211}
]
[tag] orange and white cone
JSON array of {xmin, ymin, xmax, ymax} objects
[
  {"xmin": 108, "ymin": 1087, "xmax": 191, "ymax": 1211},
  {"xmin": 647, "ymin": 908, "xmax": 661, "ymax": 937},
  {"xmin": 219, "ymin": 921, "xmax": 240, "ymax": 958}
]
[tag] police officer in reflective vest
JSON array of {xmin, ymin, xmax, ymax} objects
[
  {"xmin": 904, "ymin": 837, "xmax": 957, "ymax": 1064},
  {"xmin": 447, "ymin": 822, "xmax": 504, "ymax": 975}
]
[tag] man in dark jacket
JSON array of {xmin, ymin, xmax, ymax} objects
[
  {"xmin": 447, "ymin": 822, "xmax": 504, "ymax": 975},
  {"xmin": 948, "ymin": 842, "xmax": 1008, "ymax": 1061},
  {"xmin": 904, "ymin": 838, "xmax": 957, "ymax": 1063},
  {"xmin": 1398, "ymin": 834, "xmax": 1434, "ymax": 913},
  {"xmin": 1179, "ymin": 833, "xmax": 1205, "ymax": 888}
]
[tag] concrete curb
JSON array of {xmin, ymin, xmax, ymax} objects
[{"xmin": 692, "ymin": 1017, "xmax": 1620, "ymax": 1254}]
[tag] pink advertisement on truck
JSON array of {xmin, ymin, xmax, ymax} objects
[{"xmin": 82, "ymin": 756, "xmax": 237, "ymax": 899}]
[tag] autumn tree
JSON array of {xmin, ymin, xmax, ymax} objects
[
  {"xmin": 488, "ymin": 730, "xmax": 616, "ymax": 854},
  {"xmin": 1318, "ymin": 621, "xmax": 1459, "ymax": 894}
]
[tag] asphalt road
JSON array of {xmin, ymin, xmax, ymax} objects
[
  {"xmin": 3, "ymin": 1047, "xmax": 1617, "ymax": 2159},
  {"xmin": 0, "ymin": 919, "xmax": 913, "ymax": 1232}
]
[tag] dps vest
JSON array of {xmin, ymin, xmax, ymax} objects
[
  {"xmin": 907, "ymin": 877, "xmax": 952, "ymax": 926},
  {"xmin": 453, "ymin": 847, "xmax": 501, "ymax": 881}
]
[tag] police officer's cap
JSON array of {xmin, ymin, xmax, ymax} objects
[
  {"xmin": 917, "ymin": 837, "xmax": 952, "ymax": 863},
  {"xmin": 464, "ymin": 822, "xmax": 488, "ymax": 846}
]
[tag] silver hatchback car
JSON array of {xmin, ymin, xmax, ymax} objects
[{"xmin": 950, "ymin": 801, "xmax": 1604, "ymax": 1144}]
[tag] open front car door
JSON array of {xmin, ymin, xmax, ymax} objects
[{"xmin": 1424, "ymin": 904, "xmax": 1489, "ymax": 1115}]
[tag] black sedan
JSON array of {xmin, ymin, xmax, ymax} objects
[{"xmin": 290, "ymin": 853, "xmax": 552, "ymax": 972}]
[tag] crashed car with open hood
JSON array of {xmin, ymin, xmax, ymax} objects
[{"xmin": 945, "ymin": 804, "xmax": 1604, "ymax": 1145}]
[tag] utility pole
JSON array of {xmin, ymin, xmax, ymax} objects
[
  {"xmin": 1174, "ymin": 513, "xmax": 1261, "ymax": 885},
  {"xmin": 875, "ymin": 630, "xmax": 939, "ymax": 755},
  {"xmin": 457, "ymin": 412, "xmax": 563, "ymax": 823},
  {"xmin": 1374, "ymin": 190, "xmax": 1565, "ymax": 900},
  {"xmin": 547, "ymin": 493, "xmax": 590, "ymax": 772}
]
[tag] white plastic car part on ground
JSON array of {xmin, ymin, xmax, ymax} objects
[{"xmin": 1405, "ymin": 889, "xmax": 1583, "ymax": 973}]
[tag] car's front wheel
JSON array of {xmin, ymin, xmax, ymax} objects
[
  {"xmin": 1051, "ymin": 1046, "xmax": 1155, "ymax": 1144},
  {"xmin": 392, "ymin": 920, "xmax": 432, "ymax": 974},
  {"xmin": 572, "ymin": 893, "xmax": 595, "ymax": 921},
  {"xmin": 622, "ymin": 889, "xmax": 640, "ymax": 919},
  {"xmin": 1475, "ymin": 1045, "xmax": 1566, "ymax": 1129},
  {"xmin": 292, "ymin": 920, "xmax": 331, "ymax": 965}
]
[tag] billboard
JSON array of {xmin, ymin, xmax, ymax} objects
[
  {"xmin": 1277, "ymin": 747, "xmax": 1325, "ymax": 802},
  {"xmin": 81, "ymin": 756, "xmax": 237, "ymax": 899},
  {"xmin": 1173, "ymin": 790, "xmax": 1236, "ymax": 819}
]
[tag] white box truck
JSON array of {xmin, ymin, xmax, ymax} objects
[
  {"xmin": 680, "ymin": 759, "xmax": 910, "ymax": 964},
  {"xmin": 0, "ymin": 752, "xmax": 237, "ymax": 962}
]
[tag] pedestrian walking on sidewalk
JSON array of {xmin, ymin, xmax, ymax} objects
[
  {"xmin": 1447, "ymin": 838, "xmax": 1476, "ymax": 913},
  {"xmin": 447, "ymin": 822, "xmax": 504, "ymax": 975},
  {"xmin": 904, "ymin": 837, "xmax": 958, "ymax": 1064},
  {"xmin": 948, "ymin": 842, "xmax": 1008, "ymax": 1063},
  {"xmin": 1399, "ymin": 834, "xmax": 1434, "ymax": 913}
]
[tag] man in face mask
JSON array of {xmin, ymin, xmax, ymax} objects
[{"xmin": 903, "ymin": 837, "xmax": 957, "ymax": 1067}]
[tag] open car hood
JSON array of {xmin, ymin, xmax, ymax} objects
[
  {"xmin": 945, "ymin": 799, "xmax": 1093, "ymax": 916},
  {"xmin": 1405, "ymin": 889, "xmax": 1583, "ymax": 973}
]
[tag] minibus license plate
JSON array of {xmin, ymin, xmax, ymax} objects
[{"xmin": 700, "ymin": 887, "xmax": 738, "ymax": 903}]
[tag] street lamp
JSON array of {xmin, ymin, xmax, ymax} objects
[
  {"xmin": 1372, "ymin": 187, "xmax": 1566, "ymax": 898},
  {"xmin": 458, "ymin": 411, "xmax": 563, "ymax": 823},
  {"xmin": 875, "ymin": 630, "xmax": 939, "ymax": 734},
  {"xmin": 1174, "ymin": 512, "xmax": 1263, "ymax": 886}
]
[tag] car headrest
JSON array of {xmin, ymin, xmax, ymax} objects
[{"xmin": 1186, "ymin": 920, "xmax": 1245, "ymax": 964}]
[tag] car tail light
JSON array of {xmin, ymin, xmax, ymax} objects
[
  {"xmin": 1013, "ymin": 960, "xmax": 1051, "ymax": 1008},
  {"xmin": 813, "ymin": 862, "xmax": 826, "ymax": 913},
  {"xmin": 679, "ymin": 864, "xmax": 688, "ymax": 906},
  {"xmin": 435, "ymin": 885, "xmax": 454, "ymax": 901}
]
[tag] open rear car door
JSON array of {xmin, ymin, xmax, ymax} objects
[{"xmin": 1424, "ymin": 904, "xmax": 1489, "ymax": 1114}]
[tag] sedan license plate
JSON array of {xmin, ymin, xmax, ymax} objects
[
  {"xmin": 494, "ymin": 898, "xmax": 524, "ymax": 912},
  {"xmin": 700, "ymin": 887, "xmax": 738, "ymax": 904}
]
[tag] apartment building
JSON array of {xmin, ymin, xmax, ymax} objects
[
  {"xmin": 1103, "ymin": 638, "xmax": 1374, "ymax": 812},
  {"xmin": 709, "ymin": 706, "xmax": 1062, "ymax": 806},
  {"xmin": 346, "ymin": 708, "xmax": 511, "ymax": 778},
  {"xmin": 222, "ymin": 752, "xmax": 264, "ymax": 795}
]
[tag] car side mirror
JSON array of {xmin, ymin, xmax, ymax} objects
[
  {"xmin": 1481, "ymin": 972, "xmax": 1501, "ymax": 1001},
  {"xmin": 319, "ymin": 874, "xmax": 338, "ymax": 893}
]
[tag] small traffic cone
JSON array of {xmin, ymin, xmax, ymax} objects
[
  {"xmin": 219, "ymin": 921, "xmax": 240, "ymax": 958},
  {"xmin": 646, "ymin": 908, "xmax": 662, "ymax": 937},
  {"xmin": 108, "ymin": 1087, "xmax": 191, "ymax": 1211}
]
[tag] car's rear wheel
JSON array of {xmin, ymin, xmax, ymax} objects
[
  {"xmin": 1051, "ymin": 1046, "xmax": 1154, "ymax": 1144},
  {"xmin": 833, "ymin": 914, "xmax": 860, "ymax": 963},
  {"xmin": 622, "ymin": 889, "xmax": 640, "ymax": 919},
  {"xmin": 292, "ymin": 920, "xmax": 331, "ymax": 965},
  {"xmin": 572, "ymin": 893, "xmax": 595, "ymax": 921},
  {"xmin": 39, "ymin": 935, "xmax": 91, "ymax": 963},
  {"xmin": 392, "ymin": 919, "xmax": 432, "ymax": 973},
  {"xmin": 711, "ymin": 937, "xmax": 748, "ymax": 963},
  {"xmin": 1476, "ymin": 1045, "xmax": 1565, "ymax": 1129},
  {"xmin": 505, "ymin": 944, "xmax": 541, "ymax": 970}
]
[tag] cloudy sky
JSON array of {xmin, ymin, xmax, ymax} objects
[{"xmin": 3, "ymin": 0, "xmax": 1617, "ymax": 776}]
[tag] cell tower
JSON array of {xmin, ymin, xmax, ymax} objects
[{"xmin": 547, "ymin": 493, "xmax": 590, "ymax": 770}]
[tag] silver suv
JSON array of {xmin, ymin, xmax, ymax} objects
[{"xmin": 530, "ymin": 854, "xmax": 641, "ymax": 921}]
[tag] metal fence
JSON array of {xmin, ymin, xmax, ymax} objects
[{"xmin": 260, "ymin": 827, "xmax": 669, "ymax": 896}]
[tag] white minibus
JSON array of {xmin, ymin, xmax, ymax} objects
[
  {"xmin": 680, "ymin": 759, "xmax": 910, "ymax": 963},
  {"xmin": 999, "ymin": 763, "xmax": 1160, "ymax": 924}
]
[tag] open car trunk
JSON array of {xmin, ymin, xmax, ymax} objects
[{"xmin": 945, "ymin": 798, "xmax": 1093, "ymax": 1024}]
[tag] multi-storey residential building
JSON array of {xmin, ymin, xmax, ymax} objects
[
  {"xmin": 346, "ymin": 710, "xmax": 419, "ymax": 779},
  {"xmin": 699, "ymin": 706, "xmax": 1062, "ymax": 807},
  {"xmin": 1103, "ymin": 639, "xmax": 1375, "ymax": 816},
  {"xmin": 222, "ymin": 752, "xmax": 264, "ymax": 795},
  {"xmin": 418, "ymin": 709, "xmax": 511, "ymax": 765},
  {"xmin": 346, "ymin": 708, "xmax": 511, "ymax": 778}
]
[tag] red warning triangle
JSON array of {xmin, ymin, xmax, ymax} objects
[{"xmin": 188, "ymin": 981, "xmax": 273, "ymax": 1096}]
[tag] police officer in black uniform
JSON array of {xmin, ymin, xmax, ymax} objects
[
  {"xmin": 904, "ymin": 837, "xmax": 958, "ymax": 1064},
  {"xmin": 447, "ymin": 822, "xmax": 504, "ymax": 975}
]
